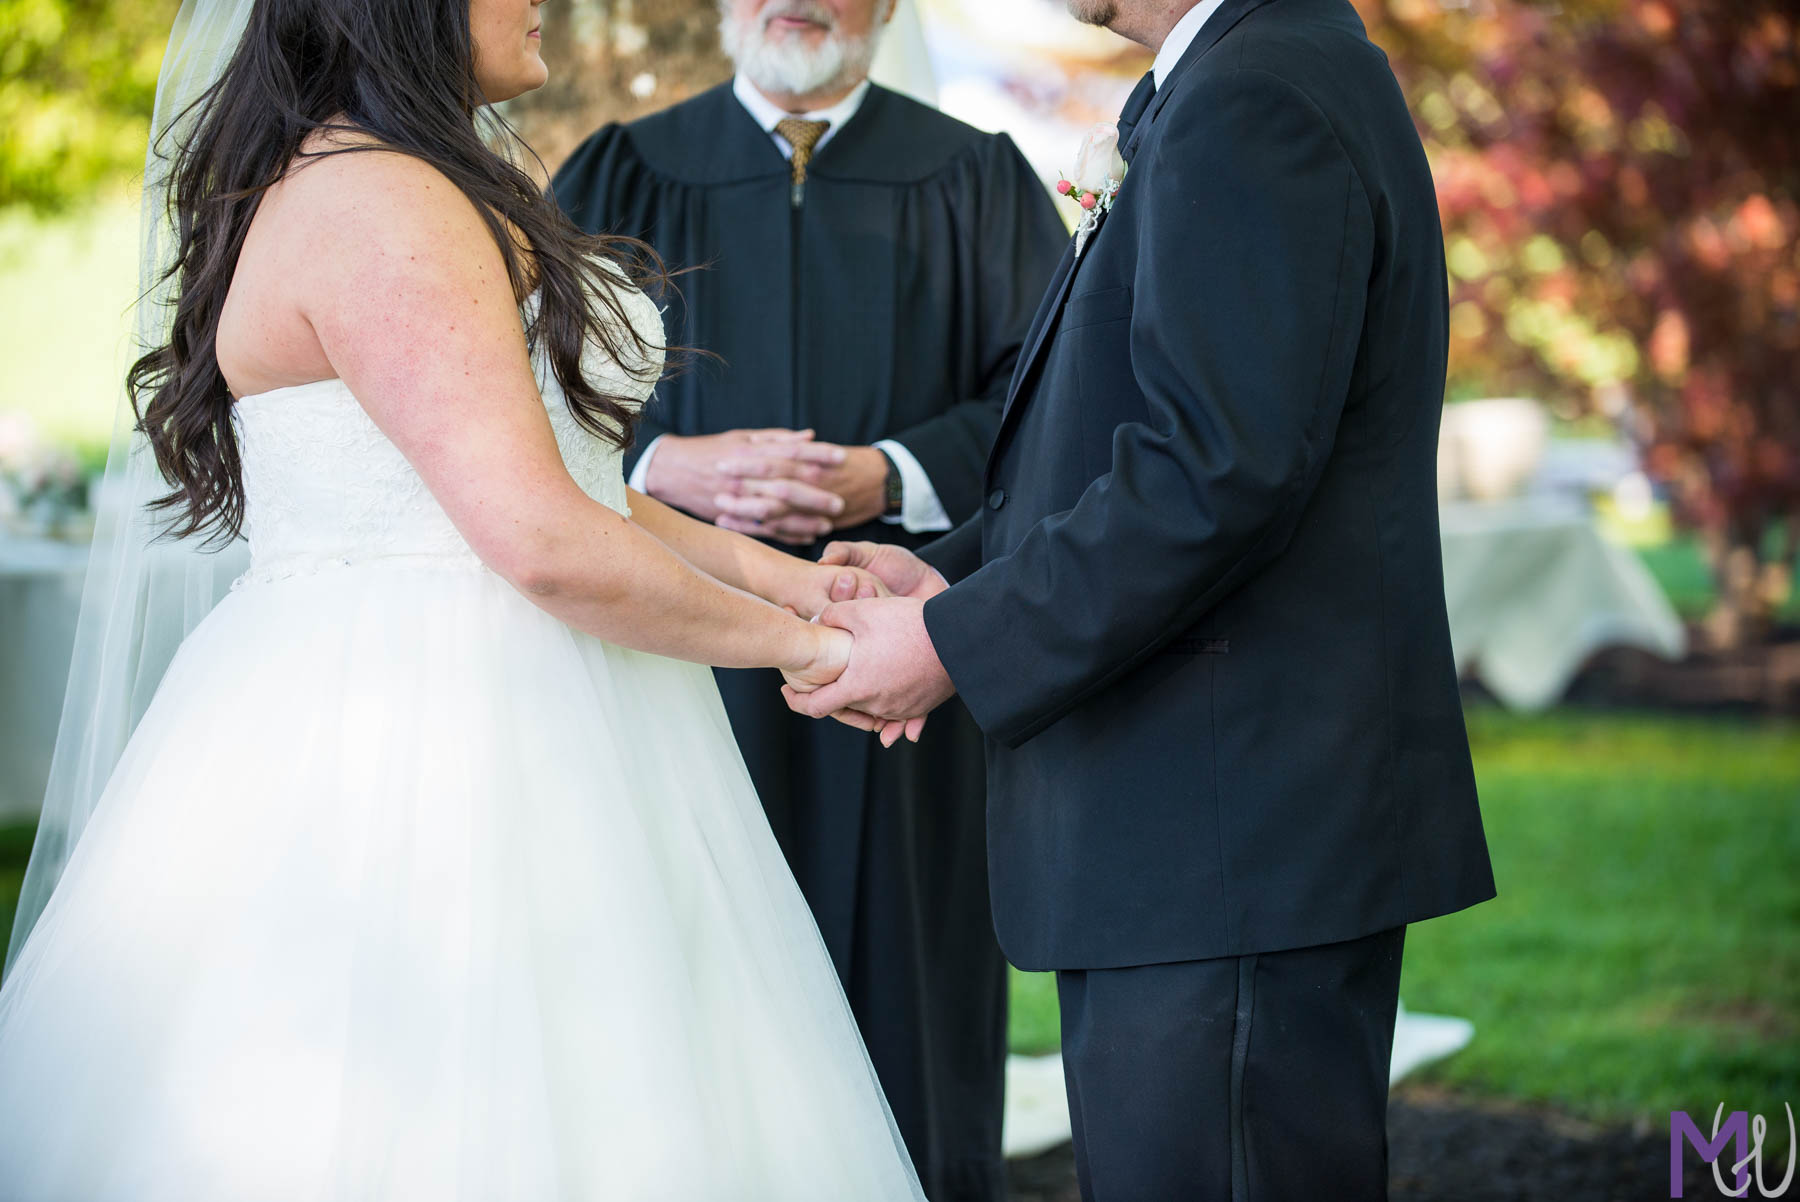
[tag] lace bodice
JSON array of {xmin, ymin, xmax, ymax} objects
[{"xmin": 231, "ymin": 282, "xmax": 663, "ymax": 588}]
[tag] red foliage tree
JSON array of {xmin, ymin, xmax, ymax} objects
[{"xmin": 1354, "ymin": 0, "xmax": 1800, "ymax": 643}]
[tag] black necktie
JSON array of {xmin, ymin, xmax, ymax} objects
[{"xmin": 1116, "ymin": 72, "xmax": 1157, "ymax": 163}]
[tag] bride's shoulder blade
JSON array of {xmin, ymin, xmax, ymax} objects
[
  {"xmin": 252, "ymin": 139, "xmax": 530, "ymax": 306},
  {"xmin": 221, "ymin": 137, "xmax": 534, "ymax": 399}
]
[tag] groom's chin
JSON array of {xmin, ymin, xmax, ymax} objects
[{"xmin": 1066, "ymin": 0, "xmax": 1119, "ymax": 29}]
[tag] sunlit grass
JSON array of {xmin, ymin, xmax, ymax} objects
[{"xmin": 0, "ymin": 823, "xmax": 33, "ymax": 954}]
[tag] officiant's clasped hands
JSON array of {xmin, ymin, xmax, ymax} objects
[{"xmin": 642, "ymin": 427, "xmax": 898, "ymax": 546}]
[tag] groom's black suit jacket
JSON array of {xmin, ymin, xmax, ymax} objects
[{"xmin": 921, "ymin": 0, "xmax": 1495, "ymax": 972}]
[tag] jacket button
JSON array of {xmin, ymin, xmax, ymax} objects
[{"xmin": 988, "ymin": 488, "xmax": 1007, "ymax": 510}]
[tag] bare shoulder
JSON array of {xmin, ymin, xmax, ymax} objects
[
  {"xmin": 268, "ymin": 142, "xmax": 531, "ymax": 349},
  {"xmin": 272, "ymin": 142, "xmax": 503, "ymax": 285},
  {"xmin": 220, "ymin": 137, "xmax": 522, "ymax": 396}
]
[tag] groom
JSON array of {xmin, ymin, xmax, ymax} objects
[{"xmin": 788, "ymin": 0, "xmax": 1497, "ymax": 1197}]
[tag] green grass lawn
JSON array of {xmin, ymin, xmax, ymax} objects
[
  {"xmin": 0, "ymin": 822, "xmax": 33, "ymax": 954},
  {"xmin": 1007, "ymin": 707, "xmax": 1800, "ymax": 1129},
  {"xmin": 3, "ymin": 710, "xmax": 1791, "ymax": 1129},
  {"xmin": 1399, "ymin": 709, "xmax": 1800, "ymax": 1121}
]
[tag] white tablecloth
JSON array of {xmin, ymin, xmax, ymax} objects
[{"xmin": 1439, "ymin": 497, "xmax": 1688, "ymax": 710}]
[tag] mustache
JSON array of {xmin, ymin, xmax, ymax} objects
[{"xmin": 759, "ymin": 1, "xmax": 838, "ymax": 32}]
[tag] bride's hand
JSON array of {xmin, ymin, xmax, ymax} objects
[
  {"xmin": 781, "ymin": 622, "xmax": 853, "ymax": 694},
  {"xmin": 818, "ymin": 541, "xmax": 947, "ymax": 602},
  {"xmin": 777, "ymin": 616, "xmax": 928, "ymax": 748},
  {"xmin": 777, "ymin": 561, "xmax": 890, "ymax": 620}
]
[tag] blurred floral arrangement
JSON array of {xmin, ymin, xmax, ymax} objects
[{"xmin": 0, "ymin": 415, "xmax": 91, "ymax": 539}]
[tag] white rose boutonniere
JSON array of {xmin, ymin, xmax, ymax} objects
[{"xmin": 1057, "ymin": 123, "xmax": 1127, "ymax": 257}]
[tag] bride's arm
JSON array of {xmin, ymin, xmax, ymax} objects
[
  {"xmin": 625, "ymin": 487, "xmax": 884, "ymax": 616},
  {"xmin": 287, "ymin": 152, "xmax": 847, "ymax": 684}
]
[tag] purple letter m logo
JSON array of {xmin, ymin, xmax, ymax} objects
[{"xmin": 1671, "ymin": 1108, "xmax": 1750, "ymax": 1198}]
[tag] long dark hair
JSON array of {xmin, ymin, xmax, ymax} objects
[{"xmin": 130, "ymin": 0, "xmax": 673, "ymax": 543}]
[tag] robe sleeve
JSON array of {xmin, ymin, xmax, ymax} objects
[
  {"xmin": 550, "ymin": 123, "xmax": 646, "ymax": 241},
  {"xmin": 551, "ymin": 125, "xmax": 679, "ymax": 478},
  {"xmin": 623, "ymin": 410, "xmax": 675, "ymax": 479},
  {"xmin": 885, "ymin": 134, "xmax": 1067, "ymax": 523}
]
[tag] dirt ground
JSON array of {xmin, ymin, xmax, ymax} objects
[{"xmin": 1006, "ymin": 1083, "xmax": 1719, "ymax": 1201}]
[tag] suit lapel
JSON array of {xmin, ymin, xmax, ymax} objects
[
  {"xmin": 999, "ymin": 239, "xmax": 1079, "ymax": 417},
  {"xmin": 1125, "ymin": 0, "xmax": 1277, "ymax": 162},
  {"xmin": 988, "ymin": 0, "xmax": 1280, "ymax": 467}
]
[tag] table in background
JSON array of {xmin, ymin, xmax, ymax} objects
[
  {"xmin": 0, "ymin": 535, "xmax": 87, "ymax": 821},
  {"xmin": 1, "ymin": 531, "xmax": 248, "ymax": 822},
  {"xmin": 1439, "ymin": 496, "xmax": 1687, "ymax": 711}
]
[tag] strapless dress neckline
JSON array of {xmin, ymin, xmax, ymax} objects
[{"xmin": 232, "ymin": 377, "xmax": 355, "ymax": 407}]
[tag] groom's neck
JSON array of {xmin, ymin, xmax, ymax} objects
[{"xmin": 1103, "ymin": 0, "xmax": 1206, "ymax": 53}]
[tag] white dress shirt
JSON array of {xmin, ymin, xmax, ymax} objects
[
  {"xmin": 1154, "ymin": 0, "xmax": 1231, "ymax": 89},
  {"xmin": 628, "ymin": 76, "xmax": 952, "ymax": 533},
  {"xmin": 730, "ymin": 73, "xmax": 870, "ymax": 158}
]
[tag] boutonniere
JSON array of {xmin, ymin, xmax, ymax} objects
[{"xmin": 1057, "ymin": 123, "xmax": 1127, "ymax": 257}]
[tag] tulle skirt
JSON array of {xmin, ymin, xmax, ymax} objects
[{"xmin": 0, "ymin": 563, "xmax": 925, "ymax": 1201}]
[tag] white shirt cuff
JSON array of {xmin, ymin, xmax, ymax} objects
[
  {"xmin": 873, "ymin": 439, "xmax": 952, "ymax": 534},
  {"xmin": 628, "ymin": 434, "xmax": 666, "ymax": 493}
]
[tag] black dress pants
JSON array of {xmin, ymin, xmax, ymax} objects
[{"xmin": 1056, "ymin": 925, "xmax": 1406, "ymax": 1202}]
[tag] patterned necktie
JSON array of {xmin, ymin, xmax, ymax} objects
[{"xmin": 775, "ymin": 118, "xmax": 832, "ymax": 187}]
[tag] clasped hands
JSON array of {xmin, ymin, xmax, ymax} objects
[
  {"xmin": 779, "ymin": 542, "xmax": 958, "ymax": 749},
  {"xmin": 646, "ymin": 427, "xmax": 890, "ymax": 546}
]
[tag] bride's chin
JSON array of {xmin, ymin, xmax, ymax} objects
[{"xmin": 479, "ymin": 66, "xmax": 550, "ymax": 105}]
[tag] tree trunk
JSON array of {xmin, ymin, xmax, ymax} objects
[{"xmin": 503, "ymin": 0, "xmax": 732, "ymax": 175}]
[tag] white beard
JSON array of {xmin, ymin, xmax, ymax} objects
[{"xmin": 719, "ymin": 2, "xmax": 883, "ymax": 98}]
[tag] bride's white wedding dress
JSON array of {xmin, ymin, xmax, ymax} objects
[{"xmin": 0, "ymin": 281, "xmax": 925, "ymax": 1201}]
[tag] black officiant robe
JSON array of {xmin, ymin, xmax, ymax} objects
[{"xmin": 552, "ymin": 82, "xmax": 1065, "ymax": 1201}]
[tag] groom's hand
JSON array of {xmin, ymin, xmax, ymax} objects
[
  {"xmin": 819, "ymin": 541, "xmax": 948, "ymax": 601},
  {"xmin": 781, "ymin": 597, "xmax": 956, "ymax": 734}
]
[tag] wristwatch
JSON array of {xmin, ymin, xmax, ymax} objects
[{"xmin": 876, "ymin": 449, "xmax": 904, "ymax": 519}]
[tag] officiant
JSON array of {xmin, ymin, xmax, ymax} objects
[{"xmin": 551, "ymin": 1, "xmax": 1064, "ymax": 1197}]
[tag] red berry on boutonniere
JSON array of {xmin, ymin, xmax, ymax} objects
[{"xmin": 1062, "ymin": 122, "xmax": 1127, "ymax": 257}]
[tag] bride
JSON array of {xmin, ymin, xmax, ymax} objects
[{"xmin": 0, "ymin": 0, "xmax": 928, "ymax": 1196}]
